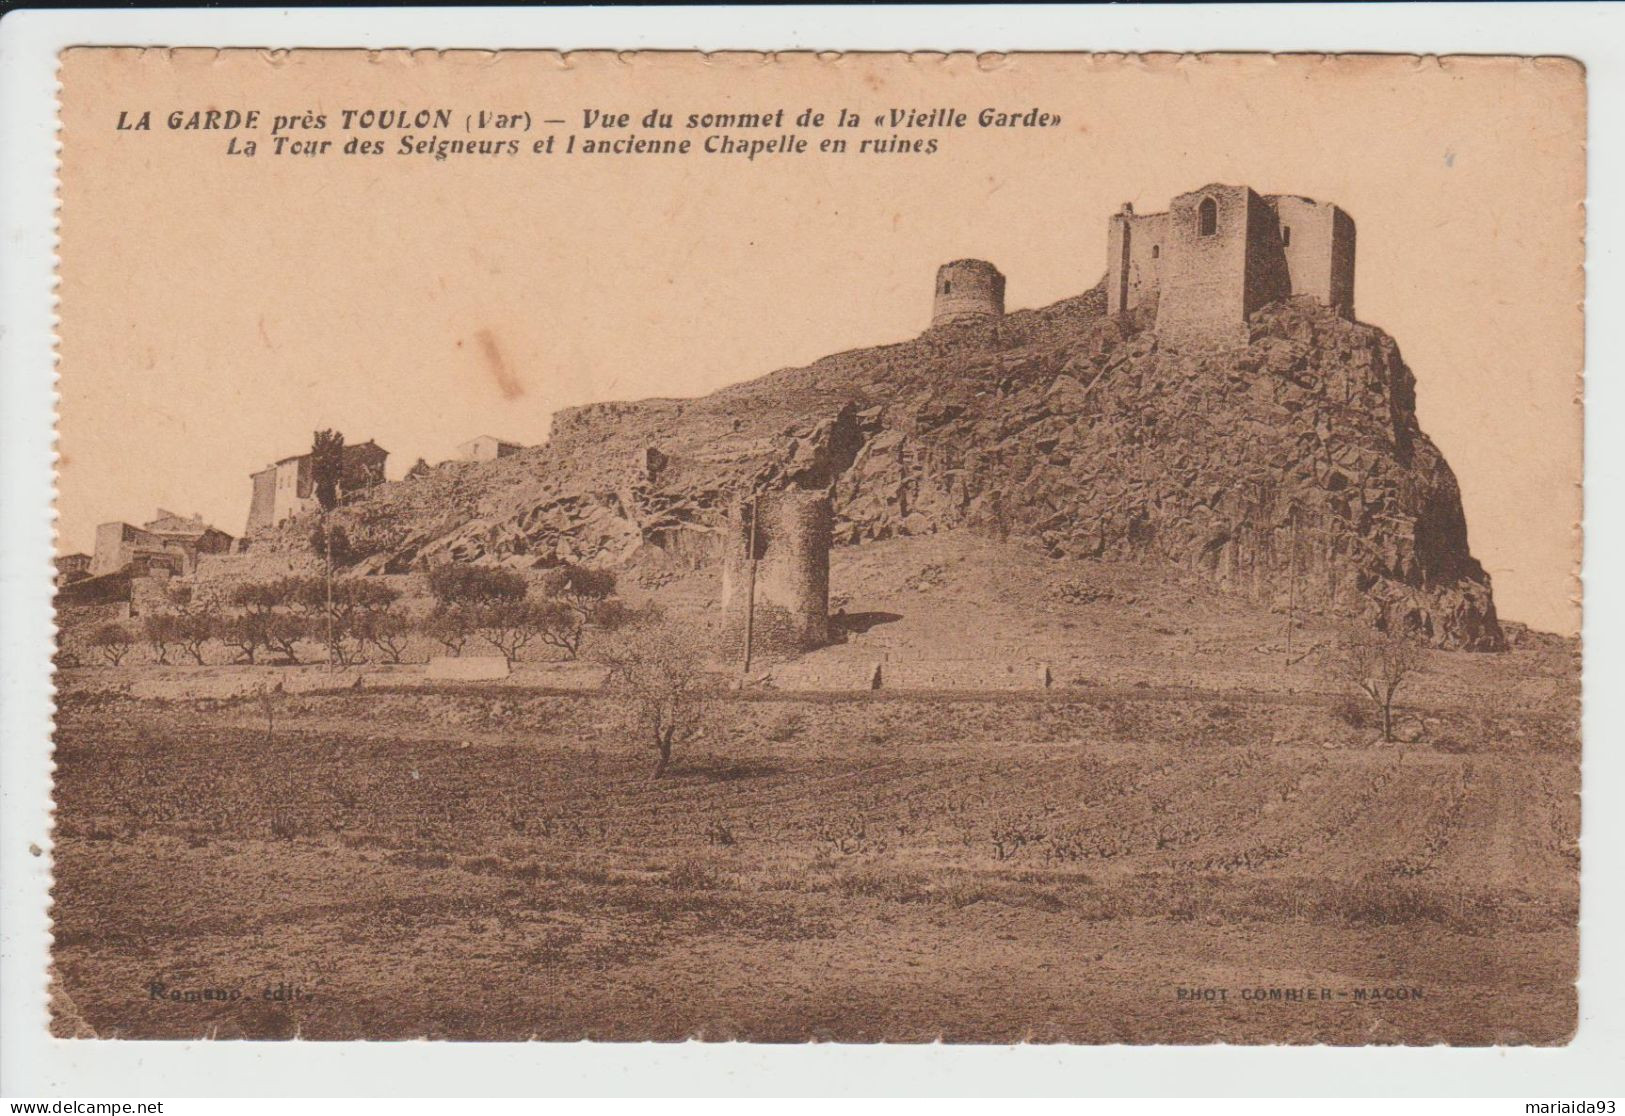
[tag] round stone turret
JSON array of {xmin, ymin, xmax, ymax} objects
[
  {"xmin": 720, "ymin": 490, "xmax": 831, "ymax": 659},
  {"xmin": 931, "ymin": 259, "xmax": 1006, "ymax": 328}
]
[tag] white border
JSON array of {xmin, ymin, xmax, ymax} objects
[{"xmin": 2, "ymin": 4, "xmax": 1621, "ymax": 1099}]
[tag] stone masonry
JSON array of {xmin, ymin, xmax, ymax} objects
[
  {"xmin": 1107, "ymin": 184, "xmax": 1355, "ymax": 346},
  {"xmin": 720, "ymin": 490, "xmax": 832, "ymax": 660},
  {"xmin": 931, "ymin": 259, "xmax": 1006, "ymax": 328}
]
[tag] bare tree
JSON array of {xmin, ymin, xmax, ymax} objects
[
  {"xmin": 596, "ymin": 611, "xmax": 718, "ymax": 778},
  {"xmin": 256, "ymin": 681, "xmax": 284, "ymax": 742},
  {"xmin": 1334, "ymin": 623, "xmax": 1424, "ymax": 743}
]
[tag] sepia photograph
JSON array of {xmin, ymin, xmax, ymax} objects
[{"xmin": 34, "ymin": 42, "xmax": 1589, "ymax": 1056}]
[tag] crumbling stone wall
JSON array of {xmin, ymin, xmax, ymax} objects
[
  {"xmin": 1328, "ymin": 207, "xmax": 1357, "ymax": 317},
  {"xmin": 1105, "ymin": 205, "xmax": 1168, "ymax": 315},
  {"xmin": 1271, "ymin": 195, "xmax": 1356, "ymax": 318},
  {"xmin": 720, "ymin": 490, "xmax": 831, "ymax": 659},
  {"xmin": 931, "ymin": 259, "xmax": 1006, "ymax": 327},
  {"xmin": 128, "ymin": 569, "xmax": 173, "ymax": 617}
]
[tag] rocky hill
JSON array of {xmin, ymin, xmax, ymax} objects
[{"xmin": 253, "ymin": 282, "xmax": 1503, "ymax": 650}]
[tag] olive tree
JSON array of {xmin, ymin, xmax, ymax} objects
[
  {"xmin": 163, "ymin": 583, "xmax": 218, "ymax": 665},
  {"xmin": 427, "ymin": 564, "xmax": 532, "ymax": 663},
  {"xmin": 89, "ymin": 622, "xmax": 134, "ymax": 667},
  {"xmin": 426, "ymin": 563, "xmax": 527, "ymax": 608},
  {"xmin": 356, "ymin": 608, "xmax": 414, "ymax": 664},
  {"xmin": 141, "ymin": 612, "xmax": 184, "ymax": 665},
  {"xmin": 421, "ymin": 604, "xmax": 474, "ymax": 657},
  {"xmin": 228, "ymin": 579, "xmax": 307, "ymax": 664},
  {"xmin": 534, "ymin": 564, "xmax": 626, "ymax": 660},
  {"xmin": 539, "ymin": 563, "xmax": 617, "ymax": 622},
  {"xmin": 221, "ymin": 612, "xmax": 267, "ymax": 665},
  {"xmin": 472, "ymin": 598, "xmax": 546, "ymax": 665},
  {"xmin": 293, "ymin": 575, "xmax": 399, "ymax": 665}
]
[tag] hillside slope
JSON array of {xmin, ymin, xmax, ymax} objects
[{"xmin": 255, "ymin": 284, "xmax": 1502, "ymax": 649}]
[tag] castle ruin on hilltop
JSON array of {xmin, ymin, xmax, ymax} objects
[
  {"xmin": 1110, "ymin": 184, "xmax": 1356, "ymax": 345},
  {"xmin": 930, "ymin": 183, "xmax": 1356, "ymax": 346}
]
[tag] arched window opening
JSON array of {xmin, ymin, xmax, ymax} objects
[
  {"xmin": 1282, "ymin": 225, "xmax": 1292, "ymax": 247},
  {"xmin": 1151, "ymin": 245, "xmax": 1160, "ymax": 259},
  {"xmin": 1198, "ymin": 197, "xmax": 1218, "ymax": 236},
  {"xmin": 943, "ymin": 281, "xmax": 952, "ymax": 294}
]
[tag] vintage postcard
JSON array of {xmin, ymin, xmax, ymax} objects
[{"xmin": 48, "ymin": 48, "xmax": 1583, "ymax": 1045}]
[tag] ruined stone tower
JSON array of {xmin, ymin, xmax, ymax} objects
[
  {"xmin": 931, "ymin": 259, "xmax": 1006, "ymax": 328},
  {"xmin": 720, "ymin": 490, "xmax": 831, "ymax": 660},
  {"xmin": 1107, "ymin": 185, "xmax": 1355, "ymax": 346}
]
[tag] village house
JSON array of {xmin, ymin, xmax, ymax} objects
[
  {"xmin": 88, "ymin": 510, "xmax": 235, "ymax": 578},
  {"xmin": 244, "ymin": 439, "xmax": 389, "ymax": 534},
  {"xmin": 54, "ymin": 553, "xmax": 91, "ymax": 587},
  {"xmin": 456, "ymin": 435, "xmax": 524, "ymax": 462}
]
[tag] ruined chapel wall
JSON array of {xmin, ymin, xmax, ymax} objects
[
  {"xmin": 1156, "ymin": 186, "xmax": 1255, "ymax": 345},
  {"xmin": 1329, "ymin": 207, "xmax": 1357, "ymax": 318},
  {"xmin": 1243, "ymin": 191, "xmax": 1294, "ymax": 318},
  {"xmin": 1106, "ymin": 211, "xmax": 1167, "ymax": 315},
  {"xmin": 1128, "ymin": 187, "xmax": 1358, "ymax": 344},
  {"xmin": 1268, "ymin": 196, "xmax": 1356, "ymax": 315}
]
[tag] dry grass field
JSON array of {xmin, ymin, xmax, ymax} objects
[{"xmin": 51, "ymin": 663, "xmax": 1578, "ymax": 1044}]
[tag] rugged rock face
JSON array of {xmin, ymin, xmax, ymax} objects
[
  {"xmin": 260, "ymin": 282, "xmax": 1502, "ymax": 649},
  {"xmin": 829, "ymin": 297, "xmax": 1502, "ymax": 649}
]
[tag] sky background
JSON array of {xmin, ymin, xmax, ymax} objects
[{"xmin": 57, "ymin": 50, "xmax": 1584, "ymax": 634}]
